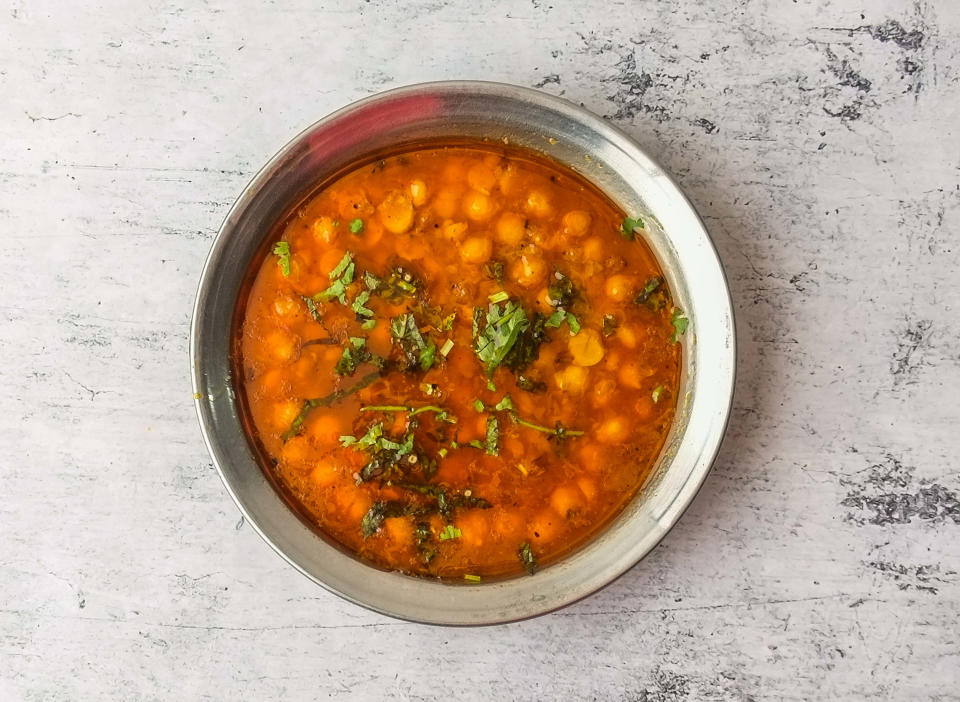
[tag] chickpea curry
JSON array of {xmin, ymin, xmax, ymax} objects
[{"xmin": 237, "ymin": 144, "xmax": 685, "ymax": 581}]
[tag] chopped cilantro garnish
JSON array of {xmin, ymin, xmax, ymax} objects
[
  {"xmin": 485, "ymin": 416, "xmax": 500, "ymax": 456},
  {"xmin": 361, "ymin": 318, "xmax": 377, "ymax": 330},
  {"xmin": 652, "ymin": 385, "xmax": 665, "ymax": 403},
  {"xmin": 621, "ymin": 215, "xmax": 645, "ymax": 240},
  {"xmin": 463, "ymin": 574, "xmax": 482, "ymax": 582},
  {"xmin": 488, "ymin": 290, "xmax": 510, "ymax": 304},
  {"xmin": 437, "ymin": 448, "xmax": 448, "ymax": 458},
  {"xmin": 544, "ymin": 308, "xmax": 580, "ymax": 335},
  {"xmin": 473, "ymin": 399, "xmax": 485, "ymax": 412},
  {"xmin": 363, "ymin": 271, "xmax": 381, "ymax": 290},
  {"xmin": 670, "ymin": 308, "xmax": 689, "ymax": 344},
  {"xmin": 302, "ymin": 295, "xmax": 322, "ymax": 322},
  {"xmin": 474, "ymin": 298, "xmax": 536, "ymax": 375},
  {"xmin": 351, "ymin": 290, "xmax": 375, "ymax": 317},
  {"xmin": 518, "ymin": 541, "xmax": 537, "ymax": 574},
  {"xmin": 494, "ymin": 395, "xmax": 514, "ymax": 412},
  {"xmin": 329, "ymin": 251, "xmax": 353, "ymax": 279},
  {"xmin": 486, "ymin": 378, "xmax": 497, "ymax": 392},
  {"xmin": 439, "ymin": 524, "xmax": 461, "ymax": 540},
  {"xmin": 439, "ymin": 338, "xmax": 454, "ymax": 357},
  {"xmin": 419, "ymin": 339, "xmax": 437, "ymax": 371},
  {"xmin": 349, "ymin": 218, "xmax": 364, "ymax": 234},
  {"xmin": 272, "ymin": 241, "xmax": 291, "ymax": 277}
]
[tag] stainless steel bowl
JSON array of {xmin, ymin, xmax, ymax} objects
[{"xmin": 191, "ymin": 81, "xmax": 735, "ymax": 625}]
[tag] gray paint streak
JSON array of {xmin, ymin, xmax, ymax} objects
[{"xmin": 1, "ymin": 0, "xmax": 958, "ymax": 699}]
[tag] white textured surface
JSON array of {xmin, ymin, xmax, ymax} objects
[{"xmin": 2, "ymin": 1, "xmax": 959, "ymax": 700}]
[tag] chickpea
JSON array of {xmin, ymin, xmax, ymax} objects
[
  {"xmin": 442, "ymin": 220, "xmax": 469, "ymax": 241},
  {"xmin": 561, "ymin": 210, "xmax": 592, "ymax": 237},
  {"xmin": 280, "ymin": 435, "xmax": 310, "ymax": 465},
  {"xmin": 409, "ymin": 179, "xmax": 428, "ymax": 206},
  {"xmin": 604, "ymin": 274, "xmax": 634, "ymax": 302},
  {"xmin": 267, "ymin": 330, "xmax": 300, "ymax": 363},
  {"xmin": 433, "ymin": 187, "xmax": 462, "ymax": 219},
  {"xmin": 569, "ymin": 328, "xmax": 604, "ymax": 367},
  {"xmin": 463, "ymin": 190, "xmax": 496, "ymax": 221},
  {"xmin": 498, "ymin": 163, "xmax": 520, "ymax": 196},
  {"xmin": 496, "ymin": 211, "xmax": 526, "ymax": 245},
  {"xmin": 577, "ymin": 477, "xmax": 597, "ymax": 501},
  {"xmin": 461, "ymin": 236, "xmax": 493, "ymax": 264},
  {"xmin": 582, "ymin": 236, "xmax": 604, "ymax": 262},
  {"xmin": 619, "ymin": 360, "xmax": 654, "ymax": 389},
  {"xmin": 554, "ymin": 365, "xmax": 588, "ymax": 394},
  {"xmin": 318, "ymin": 247, "xmax": 347, "ymax": 276},
  {"xmin": 273, "ymin": 399, "xmax": 301, "ymax": 428},
  {"xmin": 311, "ymin": 216, "xmax": 338, "ymax": 244},
  {"xmin": 378, "ymin": 191, "xmax": 415, "ymax": 234},
  {"xmin": 383, "ymin": 517, "xmax": 414, "ymax": 546},
  {"xmin": 510, "ymin": 253, "xmax": 547, "ymax": 288},
  {"xmin": 467, "ymin": 162, "xmax": 497, "ymax": 193},
  {"xmin": 530, "ymin": 510, "xmax": 559, "ymax": 543},
  {"xmin": 597, "ymin": 415, "xmax": 630, "ymax": 443},
  {"xmin": 525, "ymin": 189, "xmax": 553, "ymax": 218},
  {"xmin": 310, "ymin": 463, "xmax": 339, "ymax": 487},
  {"xmin": 457, "ymin": 510, "xmax": 489, "ymax": 548},
  {"xmin": 273, "ymin": 294, "xmax": 300, "ymax": 317},
  {"xmin": 590, "ymin": 377, "xmax": 616, "ymax": 408},
  {"xmin": 617, "ymin": 324, "xmax": 639, "ymax": 349},
  {"xmin": 550, "ymin": 485, "xmax": 584, "ymax": 517}
]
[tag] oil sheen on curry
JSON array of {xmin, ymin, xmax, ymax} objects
[{"xmin": 238, "ymin": 145, "xmax": 685, "ymax": 581}]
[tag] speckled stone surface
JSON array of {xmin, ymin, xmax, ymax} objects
[{"xmin": 2, "ymin": 1, "xmax": 958, "ymax": 699}]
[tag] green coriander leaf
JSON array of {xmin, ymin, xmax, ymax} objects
[
  {"xmin": 329, "ymin": 251, "xmax": 354, "ymax": 279},
  {"xmin": 349, "ymin": 336, "xmax": 366, "ymax": 348},
  {"xmin": 363, "ymin": 271, "xmax": 381, "ymax": 291},
  {"xmin": 439, "ymin": 338, "xmax": 454, "ymax": 357},
  {"xmin": 361, "ymin": 318, "xmax": 377, "ymax": 330},
  {"xmin": 437, "ymin": 448, "xmax": 448, "ymax": 458},
  {"xmin": 439, "ymin": 524, "xmax": 462, "ymax": 540},
  {"xmin": 652, "ymin": 385, "xmax": 665, "ymax": 403},
  {"xmin": 473, "ymin": 399, "xmax": 485, "ymax": 412},
  {"xmin": 485, "ymin": 416, "xmax": 499, "ymax": 456},
  {"xmin": 349, "ymin": 218, "xmax": 364, "ymax": 234},
  {"xmin": 302, "ymin": 295, "xmax": 322, "ymax": 323},
  {"xmin": 488, "ymin": 290, "xmax": 509, "ymax": 304},
  {"xmin": 339, "ymin": 435, "xmax": 357, "ymax": 446},
  {"xmin": 272, "ymin": 241, "xmax": 291, "ymax": 277},
  {"xmin": 670, "ymin": 308, "xmax": 689, "ymax": 344},
  {"xmin": 441, "ymin": 312, "xmax": 456, "ymax": 331},
  {"xmin": 494, "ymin": 395, "xmax": 514, "ymax": 412},
  {"xmin": 565, "ymin": 312, "xmax": 581, "ymax": 335},
  {"xmin": 518, "ymin": 541, "xmax": 538, "ymax": 574},
  {"xmin": 544, "ymin": 309, "xmax": 567, "ymax": 328},
  {"xmin": 419, "ymin": 339, "xmax": 437, "ymax": 371},
  {"xmin": 463, "ymin": 574, "xmax": 482, "ymax": 582},
  {"xmin": 351, "ymin": 290, "xmax": 374, "ymax": 317},
  {"xmin": 621, "ymin": 215, "xmax": 645, "ymax": 240},
  {"xmin": 486, "ymin": 379, "xmax": 497, "ymax": 392}
]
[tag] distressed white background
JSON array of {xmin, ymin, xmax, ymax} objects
[{"xmin": 2, "ymin": 1, "xmax": 958, "ymax": 700}]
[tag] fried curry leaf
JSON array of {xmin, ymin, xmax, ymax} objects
[
  {"xmin": 516, "ymin": 375, "xmax": 547, "ymax": 393},
  {"xmin": 547, "ymin": 271, "xmax": 576, "ymax": 308},
  {"xmin": 602, "ymin": 313, "xmax": 619, "ymax": 337},
  {"xmin": 301, "ymin": 295, "xmax": 322, "ymax": 323}
]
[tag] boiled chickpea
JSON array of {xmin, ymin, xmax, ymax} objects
[
  {"xmin": 433, "ymin": 187, "xmax": 462, "ymax": 219},
  {"xmin": 597, "ymin": 415, "xmax": 630, "ymax": 443},
  {"xmin": 604, "ymin": 274, "xmax": 634, "ymax": 302},
  {"xmin": 310, "ymin": 463, "xmax": 339, "ymax": 487},
  {"xmin": 467, "ymin": 162, "xmax": 497, "ymax": 193},
  {"xmin": 442, "ymin": 220, "xmax": 469, "ymax": 241},
  {"xmin": 550, "ymin": 485, "xmax": 584, "ymax": 517},
  {"xmin": 273, "ymin": 294, "xmax": 300, "ymax": 317},
  {"xmin": 511, "ymin": 253, "xmax": 546, "ymax": 288},
  {"xmin": 463, "ymin": 190, "xmax": 496, "ymax": 221},
  {"xmin": 569, "ymin": 328, "xmax": 604, "ymax": 366},
  {"xmin": 312, "ymin": 216, "xmax": 338, "ymax": 244},
  {"xmin": 619, "ymin": 361, "xmax": 654, "ymax": 389},
  {"xmin": 409, "ymin": 179, "xmax": 428, "ymax": 206},
  {"xmin": 266, "ymin": 330, "xmax": 300, "ymax": 363},
  {"xmin": 576, "ymin": 477, "xmax": 597, "ymax": 501},
  {"xmin": 582, "ymin": 236, "xmax": 604, "ymax": 262},
  {"xmin": 378, "ymin": 191, "xmax": 415, "ymax": 234},
  {"xmin": 525, "ymin": 189, "xmax": 553, "ymax": 218},
  {"xmin": 461, "ymin": 236, "xmax": 492, "ymax": 264},
  {"xmin": 554, "ymin": 365, "xmax": 588, "ymax": 393},
  {"xmin": 495, "ymin": 211, "xmax": 526, "ymax": 245},
  {"xmin": 273, "ymin": 399, "xmax": 301, "ymax": 428},
  {"xmin": 561, "ymin": 210, "xmax": 592, "ymax": 237}
]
